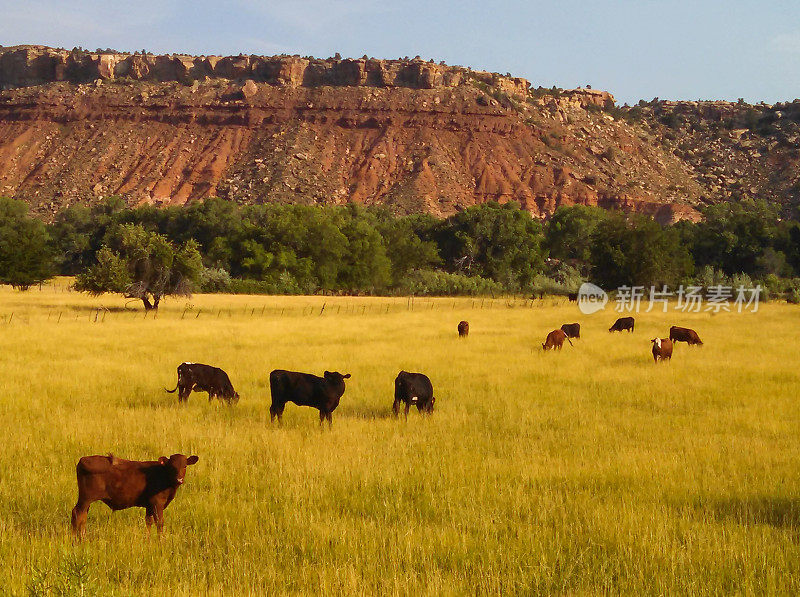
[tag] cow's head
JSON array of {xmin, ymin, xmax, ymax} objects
[
  {"xmin": 159, "ymin": 453, "xmax": 199, "ymax": 486},
  {"xmin": 651, "ymin": 338, "xmax": 661, "ymax": 349},
  {"xmin": 324, "ymin": 371, "xmax": 351, "ymax": 382}
]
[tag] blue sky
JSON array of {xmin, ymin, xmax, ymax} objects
[{"xmin": 1, "ymin": 0, "xmax": 797, "ymax": 105}]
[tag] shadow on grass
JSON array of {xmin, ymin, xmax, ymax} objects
[
  {"xmin": 683, "ymin": 495, "xmax": 800, "ymax": 529},
  {"xmin": 34, "ymin": 303, "xmax": 138, "ymax": 314},
  {"xmin": 337, "ymin": 404, "xmax": 397, "ymax": 420}
]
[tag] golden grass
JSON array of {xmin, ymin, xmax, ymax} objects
[{"xmin": 1, "ymin": 279, "xmax": 799, "ymax": 594}]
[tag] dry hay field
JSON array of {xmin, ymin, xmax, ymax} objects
[{"xmin": 1, "ymin": 280, "xmax": 799, "ymax": 595}]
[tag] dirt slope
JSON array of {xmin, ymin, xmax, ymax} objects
[{"xmin": 2, "ymin": 45, "xmax": 795, "ymax": 223}]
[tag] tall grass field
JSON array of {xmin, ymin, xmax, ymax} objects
[{"xmin": 1, "ymin": 280, "xmax": 799, "ymax": 594}]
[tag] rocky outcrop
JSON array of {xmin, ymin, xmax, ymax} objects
[
  {"xmin": 627, "ymin": 99, "xmax": 800, "ymax": 209},
  {"xmin": 0, "ymin": 45, "xmax": 532, "ymax": 98}
]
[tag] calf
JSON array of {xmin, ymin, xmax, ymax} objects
[
  {"xmin": 458, "ymin": 320, "xmax": 469, "ymax": 338},
  {"xmin": 393, "ymin": 371, "xmax": 435, "ymax": 419},
  {"xmin": 567, "ymin": 292, "xmax": 578, "ymax": 303},
  {"xmin": 609, "ymin": 317, "xmax": 635, "ymax": 333},
  {"xmin": 165, "ymin": 362, "xmax": 239, "ymax": 404},
  {"xmin": 669, "ymin": 325, "xmax": 703, "ymax": 346},
  {"xmin": 71, "ymin": 453, "xmax": 198, "ymax": 537},
  {"xmin": 561, "ymin": 322, "xmax": 581, "ymax": 339},
  {"xmin": 651, "ymin": 338, "xmax": 673, "ymax": 363},
  {"xmin": 542, "ymin": 329, "xmax": 573, "ymax": 350},
  {"xmin": 269, "ymin": 369, "xmax": 351, "ymax": 426}
]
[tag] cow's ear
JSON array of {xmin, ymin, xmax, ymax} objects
[
  {"xmin": 323, "ymin": 370, "xmax": 331, "ymax": 377},
  {"xmin": 343, "ymin": 373, "xmax": 351, "ymax": 379},
  {"xmin": 187, "ymin": 455, "xmax": 199, "ymax": 465},
  {"xmin": 158, "ymin": 456, "xmax": 169, "ymax": 465}
]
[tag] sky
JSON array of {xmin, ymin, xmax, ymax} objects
[{"xmin": 0, "ymin": 0, "xmax": 797, "ymax": 105}]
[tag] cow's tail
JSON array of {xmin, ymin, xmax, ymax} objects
[{"xmin": 164, "ymin": 383, "xmax": 178, "ymax": 394}]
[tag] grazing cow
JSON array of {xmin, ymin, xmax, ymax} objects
[
  {"xmin": 567, "ymin": 292, "xmax": 578, "ymax": 302},
  {"xmin": 669, "ymin": 326, "xmax": 703, "ymax": 346},
  {"xmin": 393, "ymin": 371, "xmax": 435, "ymax": 419},
  {"xmin": 561, "ymin": 322, "xmax": 581, "ymax": 339},
  {"xmin": 651, "ymin": 338, "xmax": 673, "ymax": 363},
  {"xmin": 71, "ymin": 453, "xmax": 199, "ymax": 537},
  {"xmin": 458, "ymin": 320, "xmax": 469, "ymax": 338},
  {"xmin": 542, "ymin": 329, "xmax": 573, "ymax": 350},
  {"xmin": 609, "ymin": 317, "xmax": 635, "ymax": 333},
  {"xmin": 165, "ymin": 362, "xmax": 239, "ymax": 404},
  {"xmin": 269, "ymin": 369, "xmax": 351, "ymax": 426}
]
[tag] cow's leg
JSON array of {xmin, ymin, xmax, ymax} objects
[
  {"xmin": 270, "ymin": 402, "xmax": 284, "ymax": 424},
  {"xmin": 145, "ymin": 505, "xmax": 156, "ymax": 533},
  {"xmin": 71, "ymin": 500, "xmax": 90, "ymax": 538},
  {"xmin": 153, "ymin": 504, "xmax": 165, "ymax": 533},
  {"xmin": 178, "ymin": 385, "xmax": 190, "ymax": 402},
  {"xmin": 404, "ymin": 402, "xmax": 410, "ymax": 421},
  {"xmin": 392, "ymin": 399, "xmax": 401, "ymax": 418},
  {"xmin": 326, "ymin": 412, "xmax": 333, "ymax": 428},
  {"xmin": 319, "ymin": 410, "xmax": 327, "ymax": 427}
]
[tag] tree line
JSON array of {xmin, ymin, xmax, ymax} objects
[{"xmin": 2, "ymin": 196, "xmax": 800, "ymax": 308}]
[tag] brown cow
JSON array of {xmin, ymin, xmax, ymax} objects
[
  {"xmin": 669, "ymin": 326, "xmax": 703, "ymax": 346},
  {"xmin": 651, "ymin": 338, "xmax": 673, "ymax": 363},
  {"xmin": 542, "ymin": 329, "xmax": 573, "ymax": 351},
  {"xmin": 71, "ymin": 453, "xmax": 199, "ymax": 537},
  {"xmin": 458, "ymin": 321, "xmax": 469, "ymax": 338}
]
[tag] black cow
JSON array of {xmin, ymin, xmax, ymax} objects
[
  {"xmin": 561, "ymin": 322, "xmax": 581, "ymax": 339},
  {"xmin": 458, "ymin": 321, "xmax": 469, "ymax": 338},
  {"xmin": 165, "ymin": 362, "xmax": 239, "ymax": 403},
  {"xmin": 393, "ymin": 371, "xmax": 435, "ymax": 419},
  {"xmin": 609, "ymin": 317, "xmax": 635, "ymax": 332},
  {"xmin": 567, "ymin": 292, "xmax": 579, "ymax": 302},
  {"xmin": 269, "ymin": 369, "xmax": 351, "ymax": 426}
]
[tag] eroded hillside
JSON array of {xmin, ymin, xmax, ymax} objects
[{"xmin": 1, "ymin": 45, "xmax": 797, "ymax": 223}]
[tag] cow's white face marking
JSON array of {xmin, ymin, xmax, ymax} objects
[{"xmin": 653, "ymin": 338, "xmax": 661, "ymax": 349}]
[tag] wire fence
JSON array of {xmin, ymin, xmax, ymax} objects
[{"xmin": 0, "ymin": 295, "xmax": 570, "ymax": 325}]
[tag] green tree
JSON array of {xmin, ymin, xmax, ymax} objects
[
  {"xmin": 50, "ymin": 197, "xmax": 126, "ymax": 274},
  {"xmin": 0, "ymin": 197, "xmax": 55, "ymax": 290},
  {"xmin": 690, "ymin": 199, "xmax": 779, "ymax": 276},
  {"xmin": 75, "ymin": 224, "xmax": 202, "ymax": 310},
  {"xmin": 374, "ymin": 211, "xmax": 440, "ymax": 285},
  {"xmin": 545, "ymin": 205, "xmax": 608, "ymax": 264},
  {"xmin": 436, "ymin": 202, "xmax": 545, "ymax": 290},
  {"xmin": 590, "ymin": 212, "xmax": 693, "ymax": 289},
  {"xmin": 336, "ymin": 206, "xmax": 391, "ymax": 291}
]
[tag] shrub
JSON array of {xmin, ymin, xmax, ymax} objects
[
  {"xmin": 199, "ymin": 267, "xmax": 232, "ymax": 292},
  {"xmin": 398, "ymin": 270, "xmax": 503, "ymax": 296}
]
